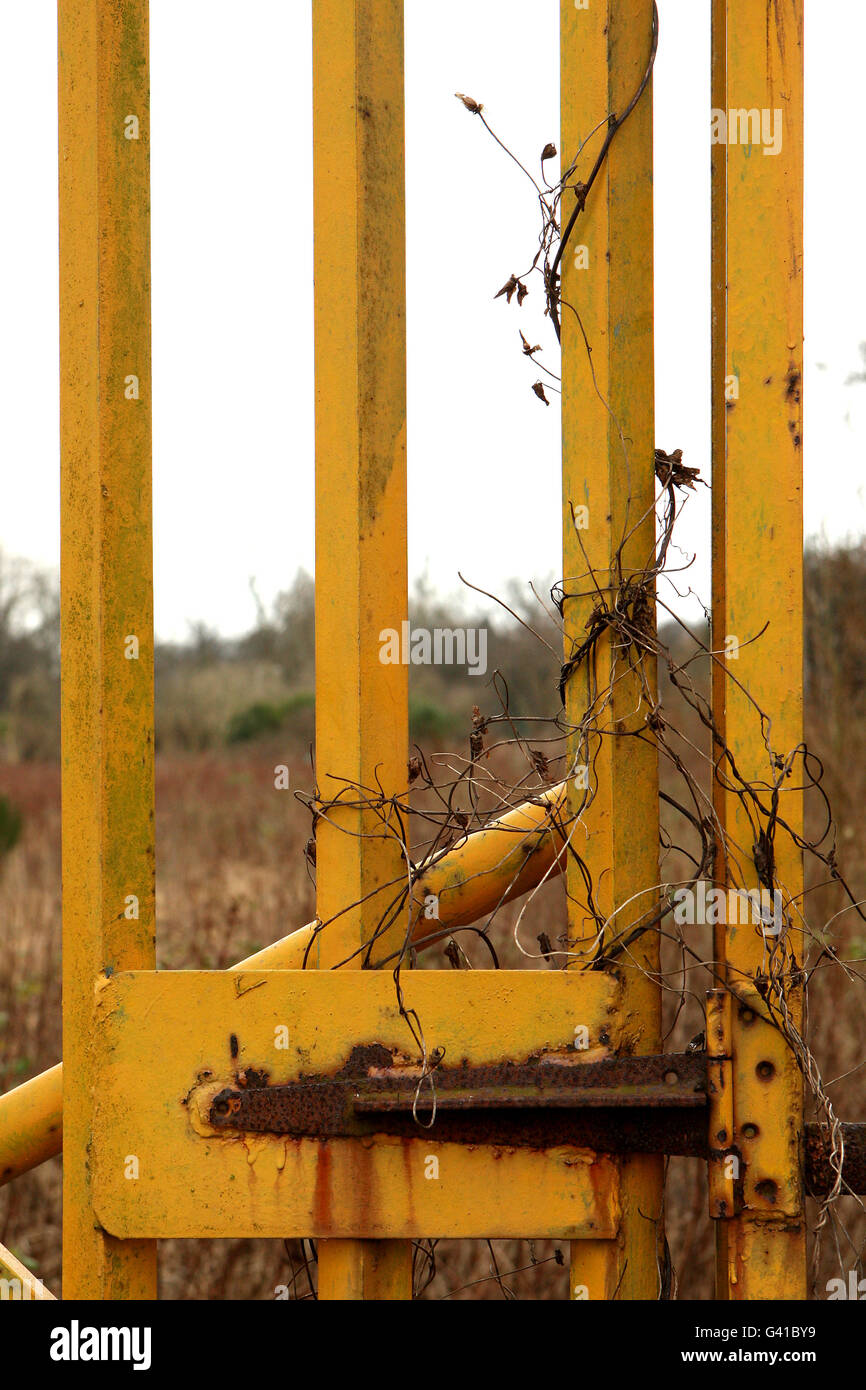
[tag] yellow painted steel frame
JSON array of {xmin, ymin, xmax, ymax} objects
[{"xmin": 25, "ymin": 0, "xmax": 802, "ymax": 1302}]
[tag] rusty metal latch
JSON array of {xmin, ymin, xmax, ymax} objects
[
  {"xmin": 206, "ymin": 1047, "xmax": 709, "ymax": 1154},
  {"xmin": 201, "ymin": 1044, "xmax": 866, "ymax": 1196}
]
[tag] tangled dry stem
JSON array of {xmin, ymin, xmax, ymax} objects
[{"xmin": 294, "ymin": 3, "xmax": 865, "ymax": 1299}]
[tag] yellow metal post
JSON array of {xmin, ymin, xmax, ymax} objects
[
  {"xmin": 59, "ymin": 0, "xmax": 157, "ymax": 1298},
  {"xmin": 312, "ymin": 0, "xmax": 412, "ymax": 1298},
  {"xmin": 711, "ymin": 0, "xmax": 806, "ymax": 1298},
  {"xmin": 561, "ymin": 0, "xmax": 663, "ymax": 1299}
]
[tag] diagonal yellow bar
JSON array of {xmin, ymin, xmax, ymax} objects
[
  {"xmin": 312, "ymin": 0, "xmax": 413, "ymax": 1298},
  {"xmin": 59, "ymin": 0, "xmax": 157, "ymax": 1299},
  {"xmin": 0, "ymin": 781, "xmax": 574, "ymax": 1187},
  {"xmin": 561, "ymin": 0, "xmax": 662, "ymax": 1300},
  {"xmin": 0, "ymin": 1063, "xmax": 63, "ymax": 1186},
  {"xmin": 711, "ymin": 0, "xmax": 805, "ymax": 1299}
]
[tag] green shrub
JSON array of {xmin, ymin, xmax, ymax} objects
[
  {"xmin": 226, "ymin": 701, "xmax": 287, "ymax": 744},
  {"xmin": 225, "ymin": 693, "xmax": 464, "ymax": 746},
  {"xmin": 409, "ymin": 698, "xmax": 460, "ymax": 743},
  {"xmin": 226, "ymin": 692, "xmax": 315, "ymax": 745}
]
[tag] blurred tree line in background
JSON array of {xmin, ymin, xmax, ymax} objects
[
  {"xmin": 0, "ymin": 540, "xmax": 864, "ymax": 763},
  {"xmin": 0, "ymin": 554, "xmax": 566, "ymax": 759}
]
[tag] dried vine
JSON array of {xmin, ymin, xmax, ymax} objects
[{"xmin": 289, "ymin": 1, "xmax": 866, "ymax": 1299}]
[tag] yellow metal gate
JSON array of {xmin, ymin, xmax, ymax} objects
[{"xmin": 0, "ymin": 0, "xmax": 824, "ymax": 1302}]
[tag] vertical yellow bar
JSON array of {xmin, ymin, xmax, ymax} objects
[
  {"xmin": 561, "ymin": 0, "xmax": 662, "ymax": 1300},
  {"xmin": 59, "ymin": 0, "xmax": 157, "ymax": 1298},
  {"xmin": 711, "ymin": 0, "xmax": 805, "ymax": 1299},
  {"xmin": 312, "ymin": 0, "xmax": 412, "ymax": 1299},
  {"xmin": 710, "ymin": 0, "xmax": 731, "ymax": 1301}
]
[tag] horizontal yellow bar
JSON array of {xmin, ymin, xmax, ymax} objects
[
  {"xmin": 0, "ymin": 783, "xmax": 572, "ymax": 1185},
  {"xmin": 92, "ymin": 969, "xmax": 621, "ymax": 1239}
]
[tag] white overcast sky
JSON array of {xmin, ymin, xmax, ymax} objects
[{"xmin": 1, "ymin": 1, "xmax": 864, "ymax": 641}]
